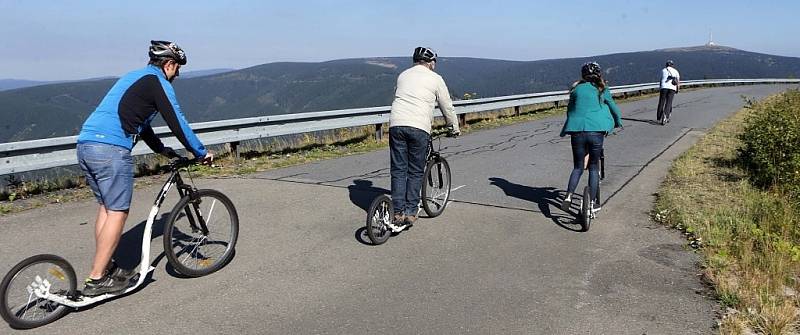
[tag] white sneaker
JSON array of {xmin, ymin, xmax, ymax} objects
[{"xmin": 386, "ymin": 221, "xmax": 406, "ymax": 233}]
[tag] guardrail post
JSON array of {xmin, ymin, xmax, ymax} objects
[
  {"xmin": 514, "ymin": 106, "xmax": 521, "ymax": 117},
  {"xmin": 230, "ymin": 141, "xmax": 240, "ymax": 165},
  {"xmin": 374, "ymin": 123, "xmax": 383, "ymax": 141},
  {"xmin": 458, "ymin": 114, "xmax": 466, "ymax": 128}
]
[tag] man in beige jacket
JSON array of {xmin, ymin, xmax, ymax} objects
[{"xmin": 388, "ymin": 47, "xmax": 460, "ymax": 228}]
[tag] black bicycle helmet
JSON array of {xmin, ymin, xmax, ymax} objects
[
  {"xmin": 581, "ymin": 61, "xmax": 601, "ymax": 77},
  {"xmin": 666, "ymin": 60, "xmax": 675, "ymax": 67},
  {"xmin": 413, "ymin": 47, "xmax": 437, "ymax": 63},
  {"xmin": 149, "ymin": 40, "xmax": 187, "ymax": 65}
]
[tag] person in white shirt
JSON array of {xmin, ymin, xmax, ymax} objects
[
  {"xmin": 388, "ymin": 47, "xmax": 460, "ymax": 227},
  {"xmin": 657, "ymin": 60, "xmax": 680, "ymax": 125}
]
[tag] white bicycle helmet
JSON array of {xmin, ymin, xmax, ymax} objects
[{"xmin": 413, "ymin": 47, "xmax": 437, "ymax": 63}]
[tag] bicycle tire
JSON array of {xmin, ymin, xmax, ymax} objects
[
  {"xmin": 581, "ymin": 186, "xmax": 592, "ymax": 232},
  {"xmin": 421, "ymin": 157, "xmax": 451, "ymax": 218},
  {"xmin": 596, "ymin": 182, "xmax": 602, "ymax": 208},
  {"xmin": 163, "ymin": 189, "xmax": 239, "ymax": 277},
  {"xmin": 365, "ymin": 195, "xmax": 393, "ymax": 245},
  {"xmin": 0, "ymin": 254, "xmax": 76, "ymax": 329}
]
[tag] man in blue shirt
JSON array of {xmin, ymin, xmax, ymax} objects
[{"xmin": 76, "ymin": 40, "xmax": 213, "ymax": 296}]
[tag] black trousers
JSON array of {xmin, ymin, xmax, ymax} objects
[{"xmin": 657, "ymin": 89, "xmax": 676, "ymax": 121}]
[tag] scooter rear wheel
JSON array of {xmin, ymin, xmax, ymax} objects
[
  {"xmin": 0, "ymin": 254, "xmax": 77, "ymax": 329},
  {"xmin": 365, "ymin": 195, "xmax": 393, "ymax": 245},
  {"xmin": 580, "ymin": 186, "xmax": 592, "ymax": 232}
]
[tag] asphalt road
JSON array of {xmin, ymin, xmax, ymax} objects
[{"xmin": 1, "ymin": 84, "xmax": 797, "ymax": 334}]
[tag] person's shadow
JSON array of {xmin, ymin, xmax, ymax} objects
[
  {"xmin": 348, "ymin": 179, "xmax": 391, "ymax": 245},
  {"xmin": 621, "ymin": 117, "xmax": 661, "ymax": 126},
  {"xmin": 76, "ymin": 212, "xmax": 174, "ymax": 312},
  {"xmin": 488, "ymin": 177, "xmax": 581, "ymax": 232},
  {"xmin": 347, "ymin": 179, "xmax": 390, "ymax": 212},
  {"xmin": 112, "ymin": 211, "xmax": 206, "ymax": 279},
  {"xmin": 112, "ymin": 213, "xmax": 169, "ymax": 270}
]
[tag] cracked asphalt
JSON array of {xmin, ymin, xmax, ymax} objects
[{"xmin": 1, "ymin": 84, "xmax": 797, "ymax": 334}]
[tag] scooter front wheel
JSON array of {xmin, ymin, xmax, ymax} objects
[
  {"xmin": 421, "ymin": 157, "xmax": 451, "ymax": 218},
  {"xmin": 0, "ymin": 254, "xmax": 77, "ymax": 329},
  {"xmin": 163, "ymin": 189, "xmax": 240, "ymax": 278}
]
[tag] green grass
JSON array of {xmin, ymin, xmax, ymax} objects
[{"xmin": 653, "ymin": 92, "xmax": 800, "ymax": 334}]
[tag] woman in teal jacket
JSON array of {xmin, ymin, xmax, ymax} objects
[{"xmin": 560, "ymin": 62, "xmax": 622, "ymax": 213}]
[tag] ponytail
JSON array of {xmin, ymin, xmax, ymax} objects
[{"xmin": 584, "ymin": 74, "xmax": 606, "ymax": 95}]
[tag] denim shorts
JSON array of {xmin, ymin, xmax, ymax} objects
[{"xmin": 77, "ymin": 142, "xmax": 134, "ymax": 211}]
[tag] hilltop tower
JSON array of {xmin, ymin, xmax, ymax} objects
[{"xmin": 707, "ymin": 32, "xmax": 716, "ymax": 46}]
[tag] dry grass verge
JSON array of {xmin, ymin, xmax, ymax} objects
[{"xmin": 654, "ymin": 92, "xmax": 800, "ymax": 334}]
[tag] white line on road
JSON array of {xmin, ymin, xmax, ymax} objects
[{"xmin": 451, "ymin": 185, "xmax": 466, "ymax": 192}]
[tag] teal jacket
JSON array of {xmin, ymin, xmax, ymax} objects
[{"xmin": 560, "ymin": 82, "xmax": 623, "ymax": 136}]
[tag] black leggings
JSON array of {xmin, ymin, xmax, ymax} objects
[{"xmin": 566, "ymin": 132, "xmax": 604, "ymax": 201}]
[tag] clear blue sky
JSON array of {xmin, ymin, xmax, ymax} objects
[{"xmin": 1, "ymin": 0, "xmax": 797, "ymax": 81}]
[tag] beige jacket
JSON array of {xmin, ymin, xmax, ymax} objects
[{"xmin": 389, "ymin": 65, "xmax": 460, "ymax": 134}]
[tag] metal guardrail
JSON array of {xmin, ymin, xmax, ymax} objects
[{"xmin": 1, "ymin": 78, "xmax": 798, "ymax": 175}]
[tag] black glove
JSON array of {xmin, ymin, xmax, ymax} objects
[
  {"xmin": 160, "ymin": 147, "xmax": 179, "ymax": 158},
  {"xmin": 446, "ymin": 125, "xmax": 460, "ymax": 138}
]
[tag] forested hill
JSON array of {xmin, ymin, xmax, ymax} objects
[{"xmin": 1, "ymin": 44, "xmax": 798, "ymax": 142}]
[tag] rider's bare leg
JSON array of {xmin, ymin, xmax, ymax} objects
[
  {"xmin": 94, "ymin": 205, "xmax": 108, "ymax": 240},
  {"xmin": 89, "ymin": 208, "xmax": 128, "ymax": 279}
]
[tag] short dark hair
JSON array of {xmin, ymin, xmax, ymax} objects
[{"xmin": 148, "ymin": 58, "xmax": 171, "ymax": 67}]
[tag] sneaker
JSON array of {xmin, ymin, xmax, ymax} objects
[
  {"xmin": 83, "ymin": 274, "xmax": 129, "ymax": 297},
  {"xmin": 560, "ymin": 195, "xmax": 572, "ymax": 211},
  {"xmin": 106, "ymin": 260, "xmax": 134, "ymax": 282},
  {"xmin": 392, "ymin": 213, "xmax": 405, "ymax": 226},
  {"xmin": 403, "ymin": 215, "xmax": 417, "ymax": 226}
]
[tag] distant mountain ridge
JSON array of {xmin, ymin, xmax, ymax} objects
[
  {"xmin": 1, "ymin": 45, "xmax": 798, "ymax": 142},
  {"xmin": 178, "ymin": 68, "xmax": 236, "ymax": 79},
  {"xmin": 0, "ymin": 69, "xmax": 235, "ymax": 92},
  {"xmin": 0, "ymin": 79, "xmax": 51, "ymax": 92},
  {"xmin": 656, "ymin": 44, "xmax": 740, "ymax": 52},
  {"xmin": 0, "ymin": 77, "xmax": 115, "ymax": 92}
]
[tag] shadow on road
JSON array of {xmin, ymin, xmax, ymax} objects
[
  {"xmin": 621, "ymin": 117, "xmax": 661, "ymax": 126},
  {"xmin": 488, "ymin": 177, "xmax": 582, "ymax": 232},
  {"xmin": 76, "ymin": 252, "xmax": 170, "ymax": 313},
  {"xmin": 74, "ymin": 213, "xmax": 172, "ymax": 312},
  {"xmin": 354, "ymin": 227, "xmax": 372, "ymax": 246},
  {"xmin": 348, "ymin": 179, "xmax": 392, "ymax": 246},
  {"xmin": 347, "ymin": 179, "xmax": 389, "ymax": 212},
  {"xmin": 114, "ymin": 209, "xmax": 238, "ymax": 278},
  {"xmin": 76, "ymin": 205, "xmax": 243, "ymax": 312},
  {"xmin": 112, "ymin": 213, "xmax": 169, "ymax": 269}
]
